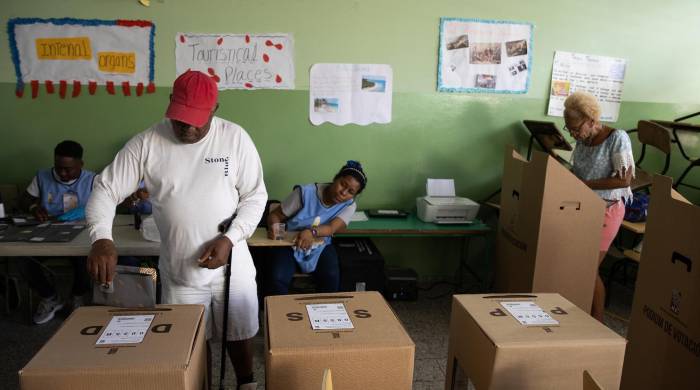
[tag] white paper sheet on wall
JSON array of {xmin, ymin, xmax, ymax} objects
[
  {"xmin": 547, "ymin": 51, "xmax": 627, "ymax": 122},
  {"xmin": 175, "ymin": 33, "xmax": 295, "ymax": 90},
  {"xmin": 309, "ymin": 63, "xmax": 392, "ymax": 126}
]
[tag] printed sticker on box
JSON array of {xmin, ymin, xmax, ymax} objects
[
  {"xmin": 306, "ymin": 303, "xmax": 354, "ymax": 330},
  {"xmin": 500, "ymin": 301, "xmax": 560, "ymax": 326}
]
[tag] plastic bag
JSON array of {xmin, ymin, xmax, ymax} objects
[{"xmin": 624, "ymin": 192, "xmax": 649, "ymax": 222}]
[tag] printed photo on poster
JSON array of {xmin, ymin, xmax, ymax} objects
[
  {"xmin": 314, "ymin": 98, "xmax": 339, "ymax": 113},
  {"xmin": 505, "ymin": 39, "xmax": 528, "ymax": 57},
  {"xmin": 361, "ymin": 76, "xmax": 386, "ymax": 92},
  {"xmin": 475, "ymin": 74, "xmax": 496, "ymax": 89},
  {"xmin": 447, "ymin": 34, "xmax": 469, "ymax": 50},
  {"xmin": 470, "ymin": 43, "xmax": 501, "ymax": 64}
]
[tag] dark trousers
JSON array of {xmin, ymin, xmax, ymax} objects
[
  {"xmin": 20, "ymin": 257, "xmax": 90, "ymax": 299},
  {"xmin": 264, "ymin": 244, "xmax": 340, "ymax": 296}
]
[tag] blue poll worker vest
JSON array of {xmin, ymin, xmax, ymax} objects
[
  {"xmin": 287, "ymin": 183, "xmax": 354, "ymax": 273},
  {"xmin": 37, "ymin": 169, "xmax": 96, "ymax": 217}
]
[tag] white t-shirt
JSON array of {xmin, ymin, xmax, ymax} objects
[{"xmin": 87, "ymin": 117, "xmax": 268, "ymax": 287}]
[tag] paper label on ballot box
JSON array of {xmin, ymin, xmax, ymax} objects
[
  {"xmin": 96, "ymin": 314, "xmax": 155, "ymax": 345},
  {"xmin": 501, "ymin": 301, "xmax": 559, "ymax": 326},
  {"xmin": 306, "ymin": 303, "xmax": 354, "ymax": 330}
]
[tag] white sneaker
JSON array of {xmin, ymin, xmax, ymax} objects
[
  {"xmin": 237, "ymin": 382, "xmax": 257, "ymax": 390},
  {"xmin": 33, "ymin": 295, "xmax": 64, "ymax": 325}
]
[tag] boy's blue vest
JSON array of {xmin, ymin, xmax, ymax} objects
[
  {"xmin": 37, "ymin": 169, "xmax": 96, "ymax": 216},
  {"xmin": 287, "ymin": 183, "xmax": 353, "ymax": 273}
]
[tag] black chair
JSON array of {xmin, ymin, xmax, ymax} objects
[{"xmin": 627, "ymin": 120, "xmax": 672, "ymax": 192}]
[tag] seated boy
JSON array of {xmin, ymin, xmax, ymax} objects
[{"xmin": 19, "ymin": 140, "xmax": 96, "ymax": 324}]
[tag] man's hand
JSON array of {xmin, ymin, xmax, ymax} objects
[
  {"xmin": 33, "ymin": 206, "xmax": 49, "ymax": 222},
  {"xmin": 87, "ymin": 239, "xmax": 118, "ymax": 284},
  {"xmin": 197, "ymin": 236, "xmax": 233, "ymax": 269}
]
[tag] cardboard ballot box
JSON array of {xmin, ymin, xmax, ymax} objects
[
  {"xmin": 621, "ymin": 176, "xmax": 700, "ymax": 390},
  {"xmin": 19, "ymin": 304, "xmax": 206, "ymax": 390},
  {"xmin": 494, "ymin": 147, "xmax": 605, "ymax": 312},
  {"xmin": 445, "ymin": 293, "xmax": 626, "ymax": 390},
  {"xmin": 265, "ymin": 291, "xmax": 415, "ymax": 390}
]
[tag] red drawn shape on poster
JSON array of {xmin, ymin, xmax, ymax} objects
[
  {"xmin": 46, "ymin": 80, "xmax": 55, "ymax": 94},
  {"xmin": 72, "ymin": 81, "xmax": 81, "ymax": 97},
  {"xmin": 217, "ymin": 37, "xmax": 223, "ymax": 45},
  {"xmin": 244, "ymin": 83, "xmax": 253, "ymax": 88},
  {"xmin": 31, "ymin": 80, "xmax": 39, "ymax": 99},
  {"xmin": 245, "ymin": 35, "xmax": 250, "ymax": 43},
  {"xmin": 274, "ymin": 43, "xmax": 283, "ymax": 50},
  {"xmin": 265, "ymin": 40, "xmax": 273, "ymax": 46},
  {"xmin": 106, "ymin": 81, "xmax": 115, "ymax": 95},
  {"xmin": 147, "ymin": 82, "xmax": 156, "ymax": 93},
  {"xmin": 122, "ymin": 81, "xmax": 131, "ymax": 96},
  {"xmin": 180, "ymin": 35, "xmax": 186, "ymax": 43},
  {"xmin": 136, "ymin": 83, "xmax": 144, "ymax": 96},
  {"xmin": 263, "ymin": 54, "xmax": 270, "ymax": 63},
  {"xmin": 88, "ymin": 81, "xmax": 97, "ymax": 95},
  {"xmin": 59, "ymin": 80, "xmax": 68, "ymax": 99},
  {"xmin": 207, "ymin": 68, "xmax": 216, "ymax": 76},
  {"xmin": 275, "ymin": 75, "xmax": 282, "ymax": 83}
]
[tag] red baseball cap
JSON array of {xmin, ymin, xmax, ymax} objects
[{"xmin": 165, "ymin": 70, "xmax": 218, "ymax": 127}]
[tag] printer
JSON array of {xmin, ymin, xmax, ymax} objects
[{"xmin": 416, "ymin": 178, "xmax": 480, "ymax": 224}]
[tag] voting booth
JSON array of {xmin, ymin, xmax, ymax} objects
[
  {"xmin": 494, "ymin": 147, "xmax": 605, "ymax": 312},
  {"xmin": 19, "ymin": 305, "xmax": 206, "ymax": 390},
  {"xmin": 445, "ymin": 294, "xmax": 626, "ymax": 390},
  {"xmin": 265, "ymin": 291, "xmax": 415, "ymax": 390},
  {"xmin": 620, "ymin": 176, "xmax": 700, "ymax": 390}
]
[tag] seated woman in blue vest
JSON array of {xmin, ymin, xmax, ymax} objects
[
  {"xmin": 19, "ymin": 140, "xmax": 96, "ymax": 324},
  {"xmin": 264, "ymin": 160, "xmax": 367, "ymax": 296}
]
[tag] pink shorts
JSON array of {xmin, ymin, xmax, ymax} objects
[{"xmin": 600, "ymin": 201, "xmax": 625, "ymax": 252}]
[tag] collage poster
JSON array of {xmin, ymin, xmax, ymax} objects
[{"xmin": 438, "ymin": 18, "xmax": 533, "ymax": 93}]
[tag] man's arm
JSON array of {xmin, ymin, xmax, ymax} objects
[
  {"xmin": 223, "ymin": 129, "xmax": 268, "ymax": 245},
  {"xmin": 86, "ymin": 136, "xmax": 144, "ymax": 283},
  {"xmin": 20, "ymin": 177, "xmax": 50, "ymax": 221}
]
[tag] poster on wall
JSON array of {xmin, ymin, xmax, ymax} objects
[
  {"xmin": 437, "ymin": 17, "xmax": 533, "ymax": 94},
  {"xmin": 309, "ymin": 63, "xmax": 392, "ymax": 126},
  {"xmin": 547, "ymin": 51, "xmax": 627, "ymax": 122},
  {"xmin": 8, "ymin": 18, "xmax": 155, "ymax": 98},
  {"xmin": 175, "ymin": 33, "xmax": 294, "ymax": 90}
]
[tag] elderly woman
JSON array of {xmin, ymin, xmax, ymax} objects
[{"xmin": 563, "ymin": 91, "xmax": 635, "ymax": 322}]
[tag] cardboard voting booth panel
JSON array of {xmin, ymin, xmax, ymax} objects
[
  {"xmin": 583, "ymin": 370, "xmax": 605, "ymax": 390},
  {"xmin": 445, "ymin": 293, "xmax": 626, "ymax": 390},
  {"xmin": 19, "ymin": 305, "xmax": 206, "ymax": 390},
  {"xmin": 621, "ymin": 176, "xmax": 700, "ymax": 390},
  {"xmin": 495, "ymin": 147, "xmax": 605, "ymax": 312},
  {"xmin": 265, "ymin": 291, "xmax": 415, "ymax": 390}
]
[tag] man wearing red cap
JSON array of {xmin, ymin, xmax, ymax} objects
[{"xmin": 86, "ymin": 70, "xmax": 267, "ymax": 389}]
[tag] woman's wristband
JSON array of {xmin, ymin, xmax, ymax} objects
[{"xmin": 310, "ymin": 227, "xmax": 319, "ymax": 238}]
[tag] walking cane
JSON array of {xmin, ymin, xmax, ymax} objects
[
  {"xmin": 217, "ymin": 215, "xmax": 235, "ymax": 390},
  {"xmin": 219, "ymin": 250, "xmax": 232, "ymax": 390}
]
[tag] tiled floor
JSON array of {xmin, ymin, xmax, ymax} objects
[{"xmin": 0, "ymin": 267, "xmax": 634, "ymax": 390}]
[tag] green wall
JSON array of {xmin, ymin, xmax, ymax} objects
[{"xmin": 3, "ymin": 0, "xmax": 700, "ymax": 278}]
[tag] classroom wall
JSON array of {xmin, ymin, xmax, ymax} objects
[{"xmin": 2, "ymin": 0, "xmax": 700, "ymax": 278}]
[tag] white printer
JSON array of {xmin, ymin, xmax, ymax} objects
[{"xmin": 416, "ymin": 179, "xmax": 480, "ymax": 224}]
